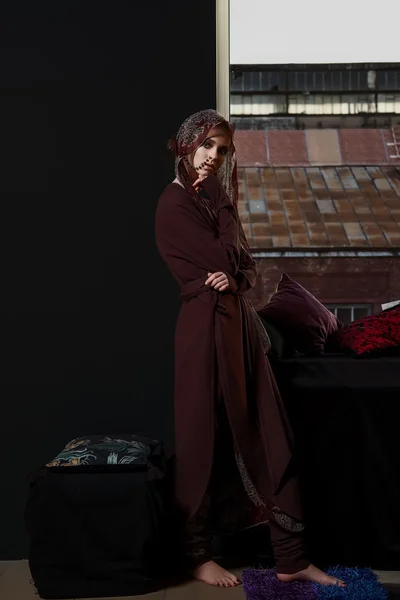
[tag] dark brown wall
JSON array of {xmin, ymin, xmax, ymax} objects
[{"xmin": 249, "ymin": 257, "xmax": 400, "ymax": 313}]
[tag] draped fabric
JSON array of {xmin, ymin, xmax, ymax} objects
[{"xmin": 155, "ymin": 174, "xmax": 302, "ymax": 525}]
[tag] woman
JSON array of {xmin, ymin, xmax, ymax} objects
[{"xmin": 155, "ymin": 110, "xmax": 345, "ymax": 589}]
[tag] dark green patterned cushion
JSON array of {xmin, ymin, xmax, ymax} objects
[{"xmin": 46, "ymin": 434, "xmax": 161, "ymax": 469}]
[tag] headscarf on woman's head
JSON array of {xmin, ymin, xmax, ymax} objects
[
  {"xmin": 174, "ymin": 109, "xmax": 238, "ymax": 209},
  {"xmin": 171, "ymin": 109, "xmax": 252, "ymax": 261}
]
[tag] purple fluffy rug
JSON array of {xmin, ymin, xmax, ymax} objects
[{"xmin": 242, "ymin": 567, "xmax": 388, "ymax": 600}]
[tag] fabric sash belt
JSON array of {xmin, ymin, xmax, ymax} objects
[{"xmin": 180, "ymin": 277, "xmax": 233, "ymax": 315}]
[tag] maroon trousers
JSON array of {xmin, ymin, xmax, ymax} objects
[{"xmin": 184, "ymin": 401, "xmax": 310, "ymax": 574}]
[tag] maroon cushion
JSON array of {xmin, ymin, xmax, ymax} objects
[
  {"xmin": 329, "ymin": 305, "xmax": 400, "ymax": 357},
  {"xmin": 257, "ymin": 273, "xmax": 341, "ymax": 355}
]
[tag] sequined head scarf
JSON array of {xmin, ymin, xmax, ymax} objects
[
  {"xmin": 174, "ymin": 109, "xmax": 236, "ymax": 204},
  {"xmin": 174, "ymin": 109, "xmax": 252, "ymax": 258}
]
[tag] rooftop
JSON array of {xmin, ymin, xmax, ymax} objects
[
  {"xmin": 238, "ymin": 166, "xmax": 400, "ymax": 249},
  {"xmin": 235, "ymin": 128, "xmax": 400, "ymax": 249},
  {"xmin": 235, "ymin": 128, "xmax": 400, "ymax": 168}
]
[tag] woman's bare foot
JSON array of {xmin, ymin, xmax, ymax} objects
[
  {"xmin": 277, "ymin": 564, "xmax": 347, "ymax": 587},
  {"xmin": 194, "ymin": 560, "xmax": 241, "ymax": 587}
]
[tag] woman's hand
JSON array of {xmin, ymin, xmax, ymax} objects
[
  {"xmin": 192, "ymin": 173, "xmax": 208, "ymax": 192},
  {"xmin": 205, "ymin": 271, "xmax": 237, "ymax": 292}
]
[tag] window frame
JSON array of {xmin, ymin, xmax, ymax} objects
[
  {"xmin": 324, "ymin": 304, "xmax": 373, "ymax": 323},
  {"xmin": 216, "ymin": 0, "xmax": 230, "ymax": 119}
]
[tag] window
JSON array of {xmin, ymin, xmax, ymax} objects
[
  {"xmin": 222, "ymin": 3, "xmax": 400, "ymax": 319},
  {"xmin": 231, "ymin": 92, "xmax": 383, "ymax": 116},
  {"xmin": 377, "ymin": 69, "xmax": 400, "ymax": 90},
  {"xmin": 325, "ymin": 304, "xmax": 372, "ymax": 326},
  {"xmin": 377, "ymin": 93, "xmax": 400, "ymax": 113},
  {"xmin": 231, "ymin": 93, "xmax": 287, "ymax": 115},
  {"xmin": 229, "ymin": 66, "xmax": 400, "ymax": 117}
]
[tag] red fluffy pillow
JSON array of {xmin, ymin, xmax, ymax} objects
[
  {"xmin": 257, "ymin": 273, "xmax": 341, "ymax": 355},
  {"xmin": 329, "ymin": 305, "xmax": 400, "ymax": 357}
]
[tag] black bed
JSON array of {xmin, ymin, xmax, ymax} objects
[{"xmin": 270, "ymin": 353, "xmax": 400, "ymax": 570}]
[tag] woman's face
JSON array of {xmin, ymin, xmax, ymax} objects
[{"xmin": 189, "ymin": 126, "xmax": 231, "ymax": 178}]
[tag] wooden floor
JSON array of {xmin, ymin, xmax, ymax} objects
[{"xmin": 1, "ymin": 561, "xmax": 399, "ymax": 600}]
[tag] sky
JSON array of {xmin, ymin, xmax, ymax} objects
[{"xmin": 230, "ymin": 0, "xmax": 400, "ymax": 64}]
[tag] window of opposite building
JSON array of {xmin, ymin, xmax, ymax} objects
[{"xmin": 325, "ymin": 304, "xmax": 373, "ymax": 325}]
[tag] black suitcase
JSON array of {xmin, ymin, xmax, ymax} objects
[{"xmin": 25, "ymin": 434, "xmax": 172, "ymax": 598}]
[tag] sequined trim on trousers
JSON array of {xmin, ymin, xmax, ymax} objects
[
  {"xmin": 270, "ymin": 506, "xmax": 305, "ymax": 532},
  {"xmin": 235, "ymin": 452, "xmax": 266, "ymax": 508}
]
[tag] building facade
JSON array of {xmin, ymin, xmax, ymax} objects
[
  {"xmin": 231, "ymin": 63, "xmax": 400, "ymax": 130},
  {"xmin": 231, "ymin": 64, "xmax": 400, "ymax": 323}
]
